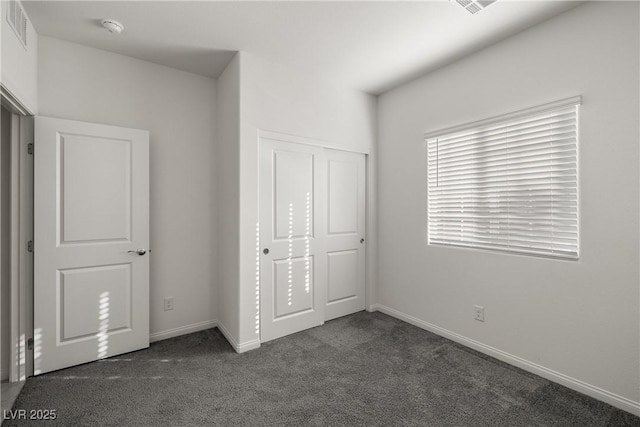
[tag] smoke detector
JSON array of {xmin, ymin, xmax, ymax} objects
[
  {"xmin": 101, "ymin": 18, "xmax": 124, "ymax": 34},
  {"xmin": 454, "ymin": 0, "xmax": 497, "ymax": 14}
]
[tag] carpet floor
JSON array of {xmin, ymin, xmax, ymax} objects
[{"xmin": 4, "ymin": 311, "xmax": 640, "ymax": 426}]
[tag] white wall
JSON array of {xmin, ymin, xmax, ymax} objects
[
  {"xmin": 1, "ymin": 106, "xmax": 10, "ymax": 380},
  {"xmin": 377, "ymin": 1, "xmax": 639, "ymax": 413},
  {"xmin": 0, "ymin": 0, "xmax": 38, "ymax": 114},
  {"xmin": 216, "ymin": 54, "xmax": 241, "ymax": 343},
  {"xmin": 38, "ymin": 36, "xmax": 218, "ymax": 340},
  {"xmin": 235, "ymin": 53, "xmax": 377, "ymax": 347}
]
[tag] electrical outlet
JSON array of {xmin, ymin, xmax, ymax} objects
[
  {"xmin": 164, "ymin": 297, "xmax": 174, "ymax": 311},
  {"xmin": 474, "ymin": 305, "xmax": 484, "ymax": 322}
]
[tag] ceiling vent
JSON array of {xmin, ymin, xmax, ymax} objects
[
  {"xmin": 455, "ymin": 0, "xmax": 497, "ymax": 14},
  {"xmin": 6, "ymin": 0, "xmax": 28, "ymax": 48}
]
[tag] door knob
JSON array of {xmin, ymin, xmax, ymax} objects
[
  {"xmin": 263, "ymin": 248, "xmax": 270, "ymax": 255},
  {"xmin": 360, "ymin": 238, "xmax": 365, "ymax": 244},
  {"xmin": 128, "ymin": 249, "xmax": 147, "ymax": 256}
]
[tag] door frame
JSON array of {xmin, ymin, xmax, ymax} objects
[
  {"xmin": 1, "ymin": 92, "xmax": 34, "ymax": 383},
  {"xmin": 257, "ymin": 129, "xmax": 377, "ymax": 336}
]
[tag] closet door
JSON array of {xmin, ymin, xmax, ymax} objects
[
  {"xmin": 259, "ymin": 135, "xmax": 367, "ymax": 343},
  {"xmin": 259, "ymin": 138, "xmax": 326, "ymax": 342},
  {"xmin": 324, "ymin": 149, "xmax": 366, "ymax": 321}
]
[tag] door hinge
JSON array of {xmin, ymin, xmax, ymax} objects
[
  {"xmin": 27, "ymin": 240, "xmax": 33, "ymax": 253},
  {"xmin": 27, "ymin": 338, "xmax": 34, "ymax": 350},
  {"xmin": 27, "ymin": 143, "xmax": 33, "ymax": 155}
]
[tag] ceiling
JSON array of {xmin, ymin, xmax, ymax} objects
[{"xmin": 22, "ymin": 1, "xmax": 582, "ymax": 95}]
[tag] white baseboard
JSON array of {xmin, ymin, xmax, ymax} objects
[
  {"xmin": 216, "ymin": 321, "xmax": 238, "ymax": 351},
  {"xmin": 149, "ymin": 319, "xmax": 218, "ymax": 343},
  {"xmin": 371, "ymin": 304, "xmax": 640, "ymax": 417},
  {"xmin": 217, "ymin": 321, "xmax": 261, "ymax": 354},
  {"xmin": 237, "ymin": 338, "xmax": 260, "ymax": 353}
]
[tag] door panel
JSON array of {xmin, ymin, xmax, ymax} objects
[
  {"xmin": 325, "ymin": 150, "xmax": 366, "ymax": 320},
  {"xmin": 328, "ymin": 160, "xmax": 359, "ymax": 234},
  {"xmin": 60, "ymin": 135, "xmax": 132, "ymax": 243},
  {"xmin": 260, "ymin": 139, "xmax": 325, "ymax": 342},
  {"xmin": 273, "ymin": 256, "xmax": 314, "ymax": 318},
  {"xmin": 327, "ymin": 250, "xmax": 358, "ymax": 303},
  {"xmin": 59, "ymin": 264, "xmax": 131, "ymax": 342},
  {"xmin": 34, "ymin": 116, "xmax": 149, "ymax": 374},
  {"xmin": 274, "ymin": 150, "xmax": 314, "ymax": 240},
  {"xmin": 260, "ymin": 137, "xmax": 366, "ymax": 342}
]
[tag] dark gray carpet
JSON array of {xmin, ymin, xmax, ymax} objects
[{"xmin": 4, "ymin": 311, "xmax": 639, "ymax": 426}]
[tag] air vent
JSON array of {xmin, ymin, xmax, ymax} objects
[
  {"xmin": 455, "ymin": 0, "xmax": 497, "ymax": 14},
  {"xmin": 7, "ymin": 0, "xmax": 28, "ymax": 48}
]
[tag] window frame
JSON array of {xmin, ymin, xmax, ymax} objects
[{"xmin": 425, "ymin": 96, "xmax": 581, "ymax": 260}]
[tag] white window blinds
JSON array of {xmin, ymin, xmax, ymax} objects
[{"xmin": 426, "ymin": 97, "xmax": 580, "ymax": 259}]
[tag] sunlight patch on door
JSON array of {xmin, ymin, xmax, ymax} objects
[
  {"xmin": 33, "ymin": 328, "xmax": 43, "ymax": 375},
  {"xmin": 304, "ymin": 192, "xmax": 311, "ymax": 294},
  {"xmin": 97, "ymin": 292, "xmax": 110, "ymax": 358},
  {"xmin": 255, "ymin": 222, "xmax": 260, "ymax": 335},
  {"xmin": 15, "ymin": 333, "xmax": 27, "ymax": 380},
  {"xmin": 287, "ymin": 202, "xmax": 294, "ymax": 306}
]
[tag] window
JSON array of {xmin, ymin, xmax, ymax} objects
[{"xmin": 426, "ymin": 97, "xmax": 580, "ymax": 259}]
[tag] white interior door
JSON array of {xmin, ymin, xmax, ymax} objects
[
  {"xmin": 259, "ymin": 139, "xmax": 326, "ymax": 342},
  {"xmin": 325, "ymin": 149, "xmax": 366, "ymax": 320},
  {"xmin": 34, "ymin": 116, "xmax": 149, "ymax": 375},
  {"xmin": 260, "ymin": 136, "xmax": 366, "ymax": 342}
]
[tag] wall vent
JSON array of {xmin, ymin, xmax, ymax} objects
[
  {"xmin": 454, "ymin": 0, "xmax": 497, "ymax": 14},
  {"xmin": 7, "ymin": 0, "xmax": 28, "ymax": 48}
]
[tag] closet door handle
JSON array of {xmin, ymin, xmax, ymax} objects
[{"xmin": 128, "ymin": 249, "xmax": 147, "ymax": 256}]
